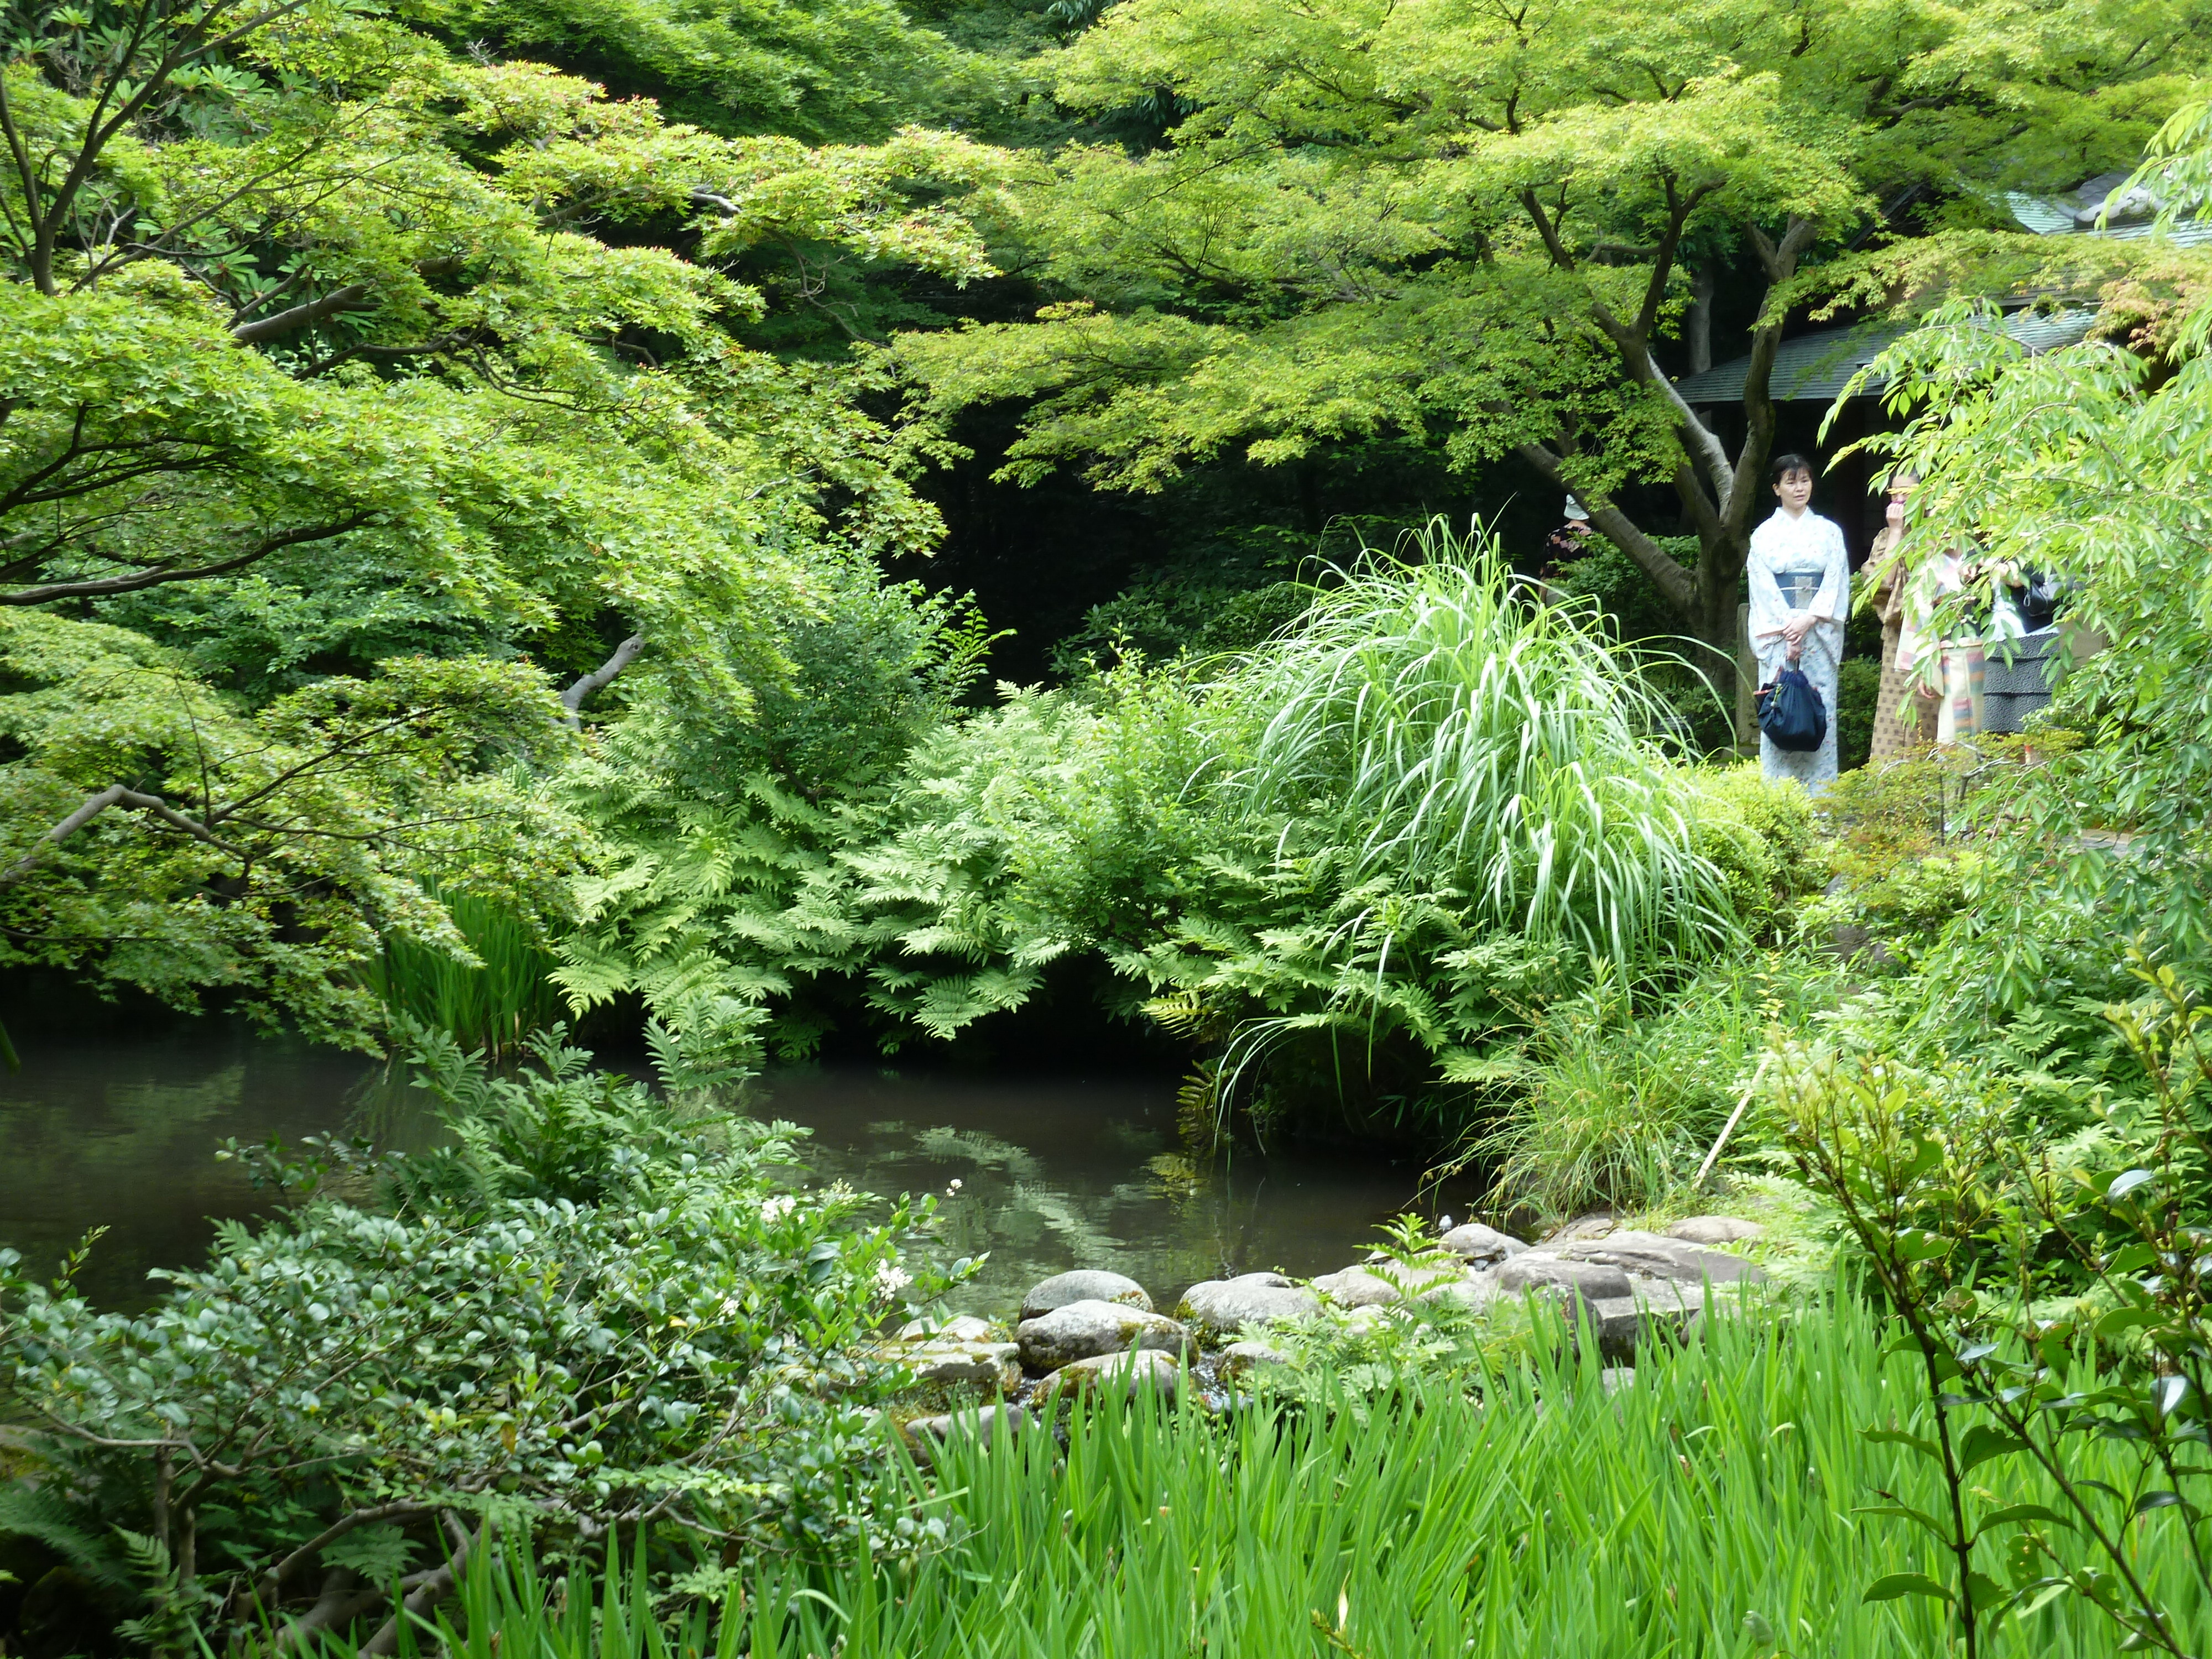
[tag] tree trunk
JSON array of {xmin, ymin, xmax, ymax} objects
[{"xmin": 1686, "ymin": 262, "xmax": 1718, "ymax": 376}]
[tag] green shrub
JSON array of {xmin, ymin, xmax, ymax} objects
[
  {"xmin": 562, "ymin": 525, "xmax": 1806, "ymax": 1141},
  {"xmin": 0, "ymin": 1031, "xmax": 956, "ymax": 1653},
  {"xmin": 1835, "ymin": 655, "xmax": 1880, "ymax": 773},
  {"xmin": 1679, "ymin": 763, "xmax": 1822, "ymax": 940}
]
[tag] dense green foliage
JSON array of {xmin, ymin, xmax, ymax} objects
[
  {"xmin": 0, "ymin": 1029, "xmax": 957, "ymax": 1651},
  {"xmin": 320, "ymin": 1296, "xmax": 2208, "ymax": 1657},
  {"xmin": 559, "ymin": 524, "xmax": 1818, "ymax": 1142},
  {"xmin": 7, "ymin": 7, "xmax": 2212, "ymax": 1656},
  {"xmin": 0, "ymin": 0, "xmax": 1010, "ymax": 1046}
]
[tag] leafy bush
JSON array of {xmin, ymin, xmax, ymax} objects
[
  {"xmin": 0, "ymin": 1031, "xmax": 954, "ymax": 1654},
  {"xmin": 564, "ymin": 527, "xmax": 1824, "ymax": 1141},
  {"xmin": 1835, "ymin": 655, "xmax": 1881, "ymax": 774},
  {"xmin": 1781, "ymin": 954, "xmax": 2212, "ymax": 1654},
  {"xmin": 0, "ymin": 611, "xmax": 588, "ymax": 1049},
  {"xmin": 1677, "ymin": 764, "xmax": 1820, "ymax": 941},
  {"xmin": 1479, "ymin": 951, "xmax": 1837, "ymax": 1219}
]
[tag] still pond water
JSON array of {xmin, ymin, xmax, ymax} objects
[{"xmin": 0, "ymin": 1029, "xmax": 1469, "ymax": 1317}]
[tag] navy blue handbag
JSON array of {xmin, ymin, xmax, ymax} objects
[{"xmin": 1757, "ymin": 665, "xmax": 1827, "ymax": 752}]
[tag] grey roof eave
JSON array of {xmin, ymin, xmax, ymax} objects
[{"xmin": 1673, "ymin": 306, "xmax": 2098, "ymax": 405}]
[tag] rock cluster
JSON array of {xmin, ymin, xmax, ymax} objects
[{"xmin": 895, "ymin": 1213, "xmax": 1770, "ymax": 1458}]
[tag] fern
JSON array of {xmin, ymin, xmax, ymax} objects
[{"xmin": 0, "ymin": 1488, "xmax": 133, "ymax": 1591}]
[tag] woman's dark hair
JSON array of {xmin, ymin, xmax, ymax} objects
[{"xmin": 1770, "ymin": 451, "xmax": 1816, "ymax": 484}]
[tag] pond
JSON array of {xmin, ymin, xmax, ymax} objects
[{"xmin": 0, "ymin": 1028, "xmax": 1473, "ymax": 1317}]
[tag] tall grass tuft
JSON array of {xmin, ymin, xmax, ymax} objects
[
  {"xmin": 1485, "ymin": 952, "xmax": 1829, "ymax": 1218},
  {"xmin": 362, "ymin": 1297, "xmax": 2207, "ymax": 1658},
  {"xmin": 1224, "ymin": 519, "xmax": 1734, "ymax": 972},
  {"xmin": 370, "ymin": 888, "xmax": 565, "ymax": 1058}
]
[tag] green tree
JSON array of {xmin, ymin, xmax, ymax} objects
[
  {"xmin": 0, "ymin": 0, "xmax": 1011, "ymax": 1038},
  {"xmin": 894, "ymin": 0, "xmax": 2208, "ymax": 665}
]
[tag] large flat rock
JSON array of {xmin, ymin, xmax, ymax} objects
[
  {"xmin": 1038, "ymin": 1348, "xmax": 1188, "ymax": 1404},
  {"xmin": 1667, "ymin": 1216, "xmax": 1765, "ymax": 1245},
  {"xmin": 1179, "ymin": 1273, "xmax": 1321, "ymax": 1339},
  {"xmin": 901, "ymin": 1404, "xmax": 1034, "ymax": 1468},
  {"xmin": 902, "ymin": 1342, "xmax": 1020, "ymax": 1391},
  {"xmin": 1438, "ymin": 1223, "xmax": 1527, "ymax": 1265},
  {"xmin": 1496, "ymin": 1254, "xmax": 1634, "ymax": 1301},
  {"xmin": 1019, "ymin": 1270, "xmax": 1151, "ymax": 1322},
  {"xmin": 1542, "ymin": 1229, "xmax": 1766, "ymax": 1285},
  {"xmin": 1575, "ymin": 1280, "xmax": 1706, "ymax": 1363},
  {"xmin": 1315, "ymin": 1257, "xmax": 1472, "ymax": 1308},
  {"xmin": 1015, "ymin": 1300, "xmax": 1192, "ymax": 1371},
  {"xmin": 896, "ymin": 1313, "xmax": 998, "ymax": 1343}
]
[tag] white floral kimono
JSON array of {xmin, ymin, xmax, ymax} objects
[{"xmin": 1747, "ymin": 506, "xmax": 1849, "ymax": 794}]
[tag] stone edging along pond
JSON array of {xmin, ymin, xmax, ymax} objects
[{"xmin": 889, "ymin": 1214, "xmax": 1771, "ymax": 1462}]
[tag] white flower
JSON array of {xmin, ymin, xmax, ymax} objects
[
  {"xmin": 873, "ymin": 1259, "xmax": 912, "ymax": 1297},
  {"xmin": 759, "ymin": 1194, "xmax": 797, "ymax": 1226},
  {"xmin": 945, "ymin": 1178, "xmax": 963, "ymax": 1196}
]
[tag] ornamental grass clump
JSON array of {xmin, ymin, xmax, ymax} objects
[
  {"xmin": 367, "ymin": 1295, "xmax": 2209, "ymax": 1658},
  {"xmin": 1225, "ymin": 520, "xmax": 1735, "ymax": 973}
]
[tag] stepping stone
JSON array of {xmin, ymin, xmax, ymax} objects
[
  {"xmin": 896, "ymin": 1313, "xmax": 997, "ymax": 1343},
  {"xmin": 1015, "ymin": 1301, "xmax": 1193, "ymax": 1371},
  {"xmin": 1038, "ymin": 1348, "xmax": 1188, "ymax": 1402},
  {"xmin": 901, "ymin": 1404, "xmax": 1034, "ymax": 1468},
  {"xmin": 1666, "ymin": 1216, "xmax": 1765, "ymax": 1245},
  {"xmin": 1439, "ymin": 1222, "xmax": 1527, "ymax": 1264},
  {"xmin": 1020, "ymin": 1270, "xmax": 1152, "ymax": 1322},
  {"xmin": 1496, "ymin": 1254, "xmax": 1634, "ymax": 1302},
  {"xmin": 1543, "ymin": 1229, "xmax": 1767, "ymax": 1285},
  {"xmin": 1220, "ymin": 1339, "xmax": 1290, "ymax": 1380},
  {"xmin": 903, "ymin": 1342, "xmax": 1020, "ymax": 1391},
  {"xmin": 1178, "ymin": 1273, "xmax": 1321, "ymax": 1339}
]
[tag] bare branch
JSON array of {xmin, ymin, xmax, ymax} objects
[
  {"xmin": 1518, "ymin": 189, "xmax": 1576, "ymax": 273},
  {"xmin": 3, "ymin": 513, "xmax": 374, "ymax": 604},
  {"xmin": 561, "ymin": 634, "xmax": 644, "ymax": 728},
  {"xmin": 1649, "ymin": 352, "xmax": 1733, "ymax": 514},
  {"xmin": 1, "ymin": 784, "xmax": 249, "ymax": 891},
  {"xmin": 257, "ymin": 1504, "xmax": 438, "ymax": 1606},
  {"xmin": 1513, "ymin": 441, "xmax": 1696, "ymax": 614},
  {"xmin": 1731, "ymin": 215, "xmax": 1822, "ymax": 529},
  {"xmin": 231, "ymin": 284, "xmax": 374, "ymax": 346},
  {"xmin": 359, "ymin": 1515, "xmax": 476, "ymax": 1658}
]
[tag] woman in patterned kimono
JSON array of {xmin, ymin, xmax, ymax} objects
[
  {"xmin": 1864, "ymin": 473, "xmax": 1937, "ymax": 760},
  {"xmin": 1746, "ymin": 452, "xmax": 1849, "ymax": 794}
]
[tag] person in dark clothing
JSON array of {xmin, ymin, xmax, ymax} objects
[{"xmin": 1541, "ymin": 497, "xmax": 1594, "ymax": 575}]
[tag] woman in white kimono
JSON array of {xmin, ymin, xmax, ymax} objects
[{"xmin": 1746, "ymin": 452, "xmax": 1849, "ymax": 794}]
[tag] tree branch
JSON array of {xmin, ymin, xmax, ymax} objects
[
  {"xmin": 257, "ymin": 1504, "xmax": 437, "ymax": 1607},
  {"xmin": 1, "ymin": 785, "xmax": 250, "ymax": 891},
  {"xmin": 2, "ymin": 513, "xmax": 374, "ymax": 604},
  {"xmin": 1518, "ymin": 189, "xmax": 1576, "ymax": 272},
  {"xmin": 1730, "ymin": 215, "xmax": 1821, "ymax": 532},
  {"xmin": 231, "ymin": 284, "xmax": 374, "ymax": 346},
  {"xmin": 561, "ymin": 633, "xmax": 644, "ymax": 728},
  {"xmin": 359, "ymin": 1515, "xmax": 475, "ymax": 1658},
  {"xmin": 1513, "ymin": 441, "xmax": 1695, "ymax": 613},
  {"xmin": 1648, "ymin": 351, "xmax": 1734, "ymax": 514}
]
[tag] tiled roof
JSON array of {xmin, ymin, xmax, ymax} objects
[
  {"xmin": 1672, "ymin": 307, "xmax": 2098, "ymax": 404},
  {"xmin": 2006, "ymin": 171, "xmax": 2212, "ymax": 247}
]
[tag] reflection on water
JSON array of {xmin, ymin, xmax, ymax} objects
[
  {"xmin": 756, "ymin": 1067, "xmax": 1473, "ymax": 1317},
  {"xmin": 0, "ymin": 1029, "xmax": 431, "ymax": 1309},
  {"xmin": 0, "ymin": 1031, "xmax": 1470, "ymax": 1318}
]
